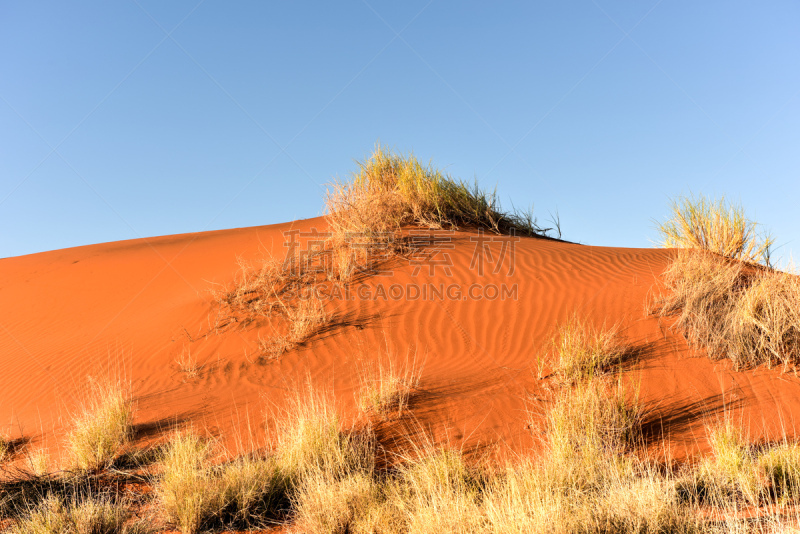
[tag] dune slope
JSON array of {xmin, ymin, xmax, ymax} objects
[{"xmin": 2, "ymin": 217, "xmax": 799, "ymax": 460}]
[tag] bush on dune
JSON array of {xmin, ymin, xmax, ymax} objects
[
  {"xmin": 655, "ymin": 195, "xmax": 800, "ymax": 371},
  {"xmin": 657, "ymin": 194, "xmax": 773, "ymax": 264},
  {"xmin": 325, "ymin": 145, "xmax": 555, "ymax": 244},
  {"xmin": 733, "ymin": 267, "xmax": 800, "ymax": 371}
]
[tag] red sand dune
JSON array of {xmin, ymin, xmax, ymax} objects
[{"xmin": 2, "ymin": 216, "xmax": 800, "ymax": 463}]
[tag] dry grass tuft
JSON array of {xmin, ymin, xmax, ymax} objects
[
  {"xmin": 550, "ymin": 316, "xmax": 633, "ymax": 382},
  {"xmin": 356, "ymin": 351, "xmax": 422, "ymax": 419},
  {"xmin": 214, "ymin": 257, "xmax": 333, "ymax": 359},
  {"xmin": 482, "ymin": 368, "xmax": 702, "ymax": 533},
  {"xmin": 392, "ymin": 447, "xmax": 485, "ymax": 534},
  {"xmin": 653, "ymin": 195, "xmax": 800, "ymax": 371},
  {"xmin": 485, "ymin": 459, "xmax": 698, "ymax": 534},
  {"xmin": 214, "ymin": 257, "xmax": 297, "ymax": 323},
  {"xmin": 9, "ymin": 494, "xmax": 144, "ymax": 534},
  {"xmin": 156, "ymin": 431, "xmax": 284, "ymax": 534},
  {"xmin": 653, "ymin": 251, "xmax": 746, "ymax": 360},
  {"xmin": 732, "ymin": 267, "xmax": 800, "ymax": 371},
  {"xmin": 273, "ymin": 384, "xmax": 374, "ymax": 486},
  {"xmin": 218, "ymin": 454, "xmax": 285, "ymax": 527},
  {"xmin": 543, "ymin": 378, "xmax": 643, "ymax": 490},
  {"xmin": 67, "ymin": 377, "xmax": 135, "ymax": 471},
  {"xmin": 757, "ymin": 441, "xmax": 800, "ymax": 500},
  {"xmin": 273, "ymin": 383, "xmax": 381, "ymax": 533},
  {"xmin": 27, "ymin": 449, "xmax": 51, "ymax": 478},
  {"xmin": 657, "ymin": 194, "xmax": 774, "ymax": 264},
  {"xmin": 293, "ymin": 471, "xmax": 380, "ymax": 533},
  {"xmin": 175, "ymin": 349, "xmax": 200, "ymax": 380},
  {"xmin": 654, "ymin": 251, "xmax": 800, "ymax": 371},
  {"xmin": 688, "ymin": 418, "xmax": 800, "ymax": 510},
  {"xmin": 156, "ymin": 431, "xmax": 220, "ymax": 534},
  {"xmin": 285, "ymin": 294, "xmax": 330, "ymax": 345},
  {"xmin": 324, "ymin": 235, "xmax": 374, "ymax": 283},
  {"xmin": 694, "ymin": 417, "xmax": 760, "ymax": 507},
  {"xmin": 0, "ymin": 434, "xmax": 9, "ymax": 463}
]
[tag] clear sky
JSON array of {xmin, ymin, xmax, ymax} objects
[{"xmin": 2, "ymin": 1, "xmax": 799, "ymax": 263}]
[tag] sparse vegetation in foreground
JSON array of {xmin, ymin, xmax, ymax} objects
[
  {"xmin": 66, "ymin": 377, "xmax": 135, "ymax": 472},
  {"xmin": 5, "ymin": 343, "xmax": 800, "ymax": 533},
  {"xmin": 9, "ymin": 494, "xmax": 144, "ymax": 534},
  {"xmin": 155, "ymin": 431, "xmax": 284, "ymax": 533},
  {"xmin": 9, "ymin": 170, "xmax": 800, "ymax": 532},
  {"xmin": 654, "ymin": 196, "xmax": 800, "ymax": 371}
]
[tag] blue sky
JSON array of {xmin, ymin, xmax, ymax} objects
[{"xmin": 2, "ymin": 1, "xmax": 799, "ymax": 262}]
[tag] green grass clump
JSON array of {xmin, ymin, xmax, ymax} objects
[
  {"xmin": 67, "ymin": 378, "xmax": 135, "ymax": 471},
  {"xmin": 657, "ymin": 194, "xmax": 773, "ymax": 264}
]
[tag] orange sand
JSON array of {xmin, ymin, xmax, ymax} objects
[{"xmin": 2, "ymin": 217, "xmax": 799, "ymax": 463}]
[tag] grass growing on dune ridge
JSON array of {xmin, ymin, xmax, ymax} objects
[
  {"xmin": 325, "ymin": 144, "xmax": 559, "ymax": 245},
  {"xmin": 657, "ymin": 194, "xmax": 774, "ymax": 265},
  {"xmin": 215, "ymin": 145, "xmax": 561, "ymax": 359},
  {"xmin": 654, "ymin": 196, "xmax": 800, "ymax": 371}
]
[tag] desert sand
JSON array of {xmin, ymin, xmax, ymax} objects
[{"xmin": 2, "ymin": 216, "xmax": 799, "ymax": 464}]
